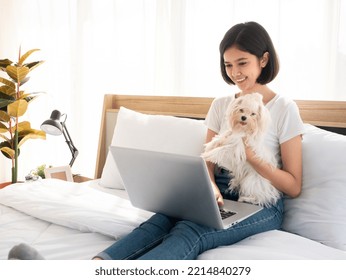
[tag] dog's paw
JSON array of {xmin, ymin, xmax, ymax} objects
[
  {"xmin": 201, "ymin": 149, "xmax": 219, "ymax": 164},
  {"xmin": 229, "ymin": 177, "xmax": 240, "ymax": 186},
  {"xmin": 238, "ymin": 195, "xmax": 259, "ymax": 205},
  {"xmin": 238, "ymin": 194, "xmax": 279, "ymax": 207},
  {"xmin": 204, "ymin": 131, "xmax": 233, "ymax": 152},
  {"xmin": 204, "ymin": 138, "xmax": 223, "ymax": 153}
]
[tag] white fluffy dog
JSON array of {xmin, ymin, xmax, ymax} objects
[{"xmin": 202, "ymin": 93, "xmax": 281, "ymax": 207}]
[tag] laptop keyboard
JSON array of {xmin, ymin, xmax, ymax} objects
[{"xmin": 219, "ymin": 208, "xmax": 236, "ymax": 219}]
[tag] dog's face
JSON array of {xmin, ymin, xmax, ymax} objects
[{"xmin": 227, "ymin": 93, "xmax": 270, "ymax": 136}]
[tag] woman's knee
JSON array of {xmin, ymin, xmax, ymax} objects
[
  {"xmin": 168, "ymin": 220, "xmax": 216, "ymax": 246},
  {"xmin": 138, "ymin": 213, "xmax": 177, "ymax": 235}
]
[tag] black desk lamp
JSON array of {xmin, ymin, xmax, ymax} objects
[{"xmin": 41, "ymin": 110, "xmax": 79, "ymax": 167}]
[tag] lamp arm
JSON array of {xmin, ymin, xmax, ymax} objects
[{"xmin": 61, "ymin": 123, "xmax": 79, "ymax": 167}]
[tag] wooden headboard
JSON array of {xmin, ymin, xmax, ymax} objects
[{"xmin": 94, "ymin": 94, "xmax": 346, "ymax": 179}]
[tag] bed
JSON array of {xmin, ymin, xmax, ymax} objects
[{"xmin": 1, "ymin": 94, "xmax": 346, "ymax": 260}]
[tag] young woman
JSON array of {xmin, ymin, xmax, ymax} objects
[
  {"xmin": 8, "ymin": 21, "xmax": 305, "ymax": 260},
  {"xmin": 207, "ymin": 21, "xmax": 304, "ymax": 207},
  {"xmin": 91, "ymin": 21, "xmax": 305, "ymax": 260}
]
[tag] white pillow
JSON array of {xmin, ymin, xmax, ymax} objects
[
  {"xmin": 99, "ymin": 107, "xmax": 207, "ymax": 189},
  {"xmin": 282, "ymin": 124, "xmax": 346, "ymax": 251}
]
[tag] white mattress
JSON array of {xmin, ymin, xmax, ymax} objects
[{"xmin": 0, "ymin": 179, "xmax": 345, "ymax": 260}]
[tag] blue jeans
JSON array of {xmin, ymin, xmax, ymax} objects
[{"xmin": 95, "ymin": 170, "xmax": 283, "ymax": 260}]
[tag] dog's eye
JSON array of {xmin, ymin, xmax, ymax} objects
[
  {"xmin": 251, "ymin": 113, "xmax": 256, "ymax": 116},
  {"xmin": 239, "ymin": 109, "xmax": 244, "ymax": 113}
]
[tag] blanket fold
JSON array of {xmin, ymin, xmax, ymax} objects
[{"xmin": 0, "ymin": 179, "xmax": 152, "ymax": 239}]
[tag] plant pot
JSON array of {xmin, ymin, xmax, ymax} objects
[{"xmin": 0, "ymin": 182, "xmax": 13, "ymax": 189}]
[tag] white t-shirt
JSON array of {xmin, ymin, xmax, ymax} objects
[{"xmin": 204, "ymin": 94, "xmax": 305, "ymax": 167}]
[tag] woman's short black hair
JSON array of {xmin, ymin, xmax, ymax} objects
[{"xmin": 219, "ymin": 21, "xmax": 279, "ymax": 85}]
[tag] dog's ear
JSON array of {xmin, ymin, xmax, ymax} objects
[
  {"xmin": 252, "ymin": 93, "xmax": 264, "ymax": 103},
  {"xmin": 249, "ymin": 93, "xmax": 270, "ymax": 134},
  {"xmin": 226, "ymin": 97, "xmax": 241, "ymax": 117},
  {"xmin": 225, "ymin": 98, "xmax": 242, "ymax": 130},
  {"xmin": 230, "ymin": 98, "xmax": 242, "ymax": 111}
]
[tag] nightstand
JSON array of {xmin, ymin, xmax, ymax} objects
[{"xmin": 73, "ymin": 175, "xmax": 92, "ymax": 183}]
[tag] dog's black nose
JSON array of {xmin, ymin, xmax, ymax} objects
[{"xmin": 241, "ymin": 116, "xmax": 247, "ymax": 121}]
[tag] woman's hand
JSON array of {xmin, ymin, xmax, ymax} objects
[
  {"xmin": 243, "ymin": 142, "xmax": 255, "ymax": 161},
  {"xmin": 212, "ymin": 181, "xmax": 224, "ymax": 207},
  {"xmin": 205, "ymin": 128, "xmax": 225, "ymax": 207}
]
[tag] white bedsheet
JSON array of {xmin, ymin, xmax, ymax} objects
[
  {"xmin": 0, "ymin": 179, "xmax": 153, "ymax": 260},
  {"xmin": 1, "ymin": 179, "xmax": 345, "ymax": 260},
  {"xmin": 0, "ymin": 204, "xmax": 116, "ymax": 260},
  {"xmin": 199, "ymin": 230, "xmax": 346, "ymax": 260}
]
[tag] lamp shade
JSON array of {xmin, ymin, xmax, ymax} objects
[
  {"xmin": 40, "ymin": 110, "xmax": 63, "ymax": 135},
  {"xmin": 40, "ymin": 109, "xmax": 78, "ymax": 166}
]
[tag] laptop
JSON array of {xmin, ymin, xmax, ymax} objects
[{"xmin": 109, "ymin": 146, "xmax": 263, "ymax": 229}]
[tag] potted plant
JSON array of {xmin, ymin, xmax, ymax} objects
[{"xmin": 0, "ymin": 48, "xmax": 46, "ymax": 184}]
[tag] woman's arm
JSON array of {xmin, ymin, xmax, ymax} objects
[
  {"xmin": 245, "ymin": 135, "xmax": 303, "ymax": 198},
  {"xmin": 205, "ymin": 129, "xmax": 224, "ymax": 206}
]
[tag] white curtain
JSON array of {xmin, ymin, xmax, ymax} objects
[{"xmin": 0, "ymin": 0, "xmax": 345, "ymax": 181}]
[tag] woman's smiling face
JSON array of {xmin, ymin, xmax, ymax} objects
[{"xmin": 223, "ymin": 46, "xmax": 267, "ymax": 93}]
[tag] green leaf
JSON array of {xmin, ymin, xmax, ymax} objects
[
  {"xmin": 25, "ymin": 60, "xmax": 44, "ymax": 71},
  {"xmin": 0, "ymin": 59, "xmax": 13, "ymax": 68},
  {"xmin": 6, "ymin": 65, "xmax": 30, "ymax": 83},
  {"xmin": 8, "ymin": 99, "xmax": 28, "ymax": 117},
  {"xmin": 21, "ymin": 92, "xmax": 46, "ymax": 103},
  {"xmin": 18, "ymin": 76, "xmax": 30, "ymax": 86},
  {"xmin": 18, "ymin": 49, "xmax": 40, "ymax": 66},
  {"xmin": 0, "ymin": 144, "xmax": 15, "ymax": 159},
  {"xmin": 0, "ymin": 134, "xmax": 10, "ymax": 143},
  {"xmin": 0, "ymin": 92, "xmax": 15, "ymax": 108},
  {"xmin": 0, "ymin": 121, "xmax": 9, "ymax": 133},
  {"xmin": 0, "ymin": 77, "xmax": 16, "ymax": 89},
  {"xmin": 0, "ymin": 85, "xmax": 16, "ymax": 97},
  {"xmin": 0, "ymin": 110, "xmax": 11, "ymax": 122},
  {"xmin": 18, "ymin": 129, "xmax": 46, "ymax": 147},
  {"xmin": 17, "ymin": 121, "xmax": 31, "ymax": 131}
]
